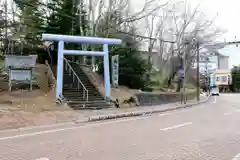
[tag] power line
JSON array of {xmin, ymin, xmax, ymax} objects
[
  {"xmin": 12, "ymin": 0, "xmax": 240, "ymax": 48},
  {"xmin": 118, "ymin": 30, "xmax": 175, "ymax": 43},
  {"xmin": 12, "ymin": 0, "xmax": 177, "ymax": 44}
]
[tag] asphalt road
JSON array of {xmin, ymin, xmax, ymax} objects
[{"xmin": 1, "ymin": 94, "xmax": 240, "ymax": 160}]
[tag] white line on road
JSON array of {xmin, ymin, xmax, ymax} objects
[
  {"xmin": 224, "ymin": 109, "xmax": 240, "ymax": 116},
  {"xmin": 232, "ymin": 153, "xmax": 240, "ymax": 160},
  {"xmin": 160, "ymin": 122, "xmax": 193, "ymax": 131},
  {"xmin": 0, "ymin": 122, "xmax": 76, "ymax": 134},
  {"xmin": 0, "ymin": 116, "xmax": 149, "ymax": 141},
  {"xmin": 36, "ymin": 158, "xmax": 49, "ymax": 160},
  {"xmin": 224, "ymin": 111, "xmax": 233, "ymax": 116},
  {"xmin": 213, "ymin": 96, "xmax": 217, "ymax": 103},
  {"xmin": 158, "ymin": 113, "xmax": 170, "ymax": 117}
]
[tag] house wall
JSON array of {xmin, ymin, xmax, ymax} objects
[
  {"xmin": 214, "ymin": 70, "xmax": 231, "ymax": 86},
  {"xmin": 193, "ymin": 55, "xmax": 218, "ymax": 74},
  {"xmin": 219, "ymin": 56, "xmax": 229, "ymax": 69},
  {"xmin": 193, "ymin": 54, "xmax": 229, "ymax": 72}
]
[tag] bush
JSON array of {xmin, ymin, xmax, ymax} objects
[{"xmin": 141, "ymin": 87, "xmax": 154, "ymax": 92}]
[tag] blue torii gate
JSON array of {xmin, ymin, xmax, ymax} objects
[{"xmin": 42, "ymin": 34, "xmax": 122, "ymax": 101}]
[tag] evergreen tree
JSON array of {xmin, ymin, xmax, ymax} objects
[
  {"xmin": 13, "ymin": 0, "xmax": 44, "ymax": 45},
  {"xmin": 97, "ymin": 11, "xmax": 150, "ymax": 89},
  {"xmin": 45, "ymin": 0, "xmax": 74, "ymax": 35},
  {"xmin": 13, "ymin": 0, "xmax": 149, "ymax": 89},
  {"xmin": 44, "ymin": 0, "xmax": 89, "ymax": 36},
  {"xmin": 41, "ymin": 0, "xmax": 90, "ymax": 63},
  {"xmin": 231, "ymin": 65, "xmax": 240, "ymax": 92}
]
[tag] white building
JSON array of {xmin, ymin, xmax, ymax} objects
[
  {"xmin": 193, "ymin": 52, "xmax": 229, "ymax": 75},
  {"xmin": 193, "ymin": 54, "xmax": 218, "ymax": 75}
]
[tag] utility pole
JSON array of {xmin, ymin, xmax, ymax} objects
[
  {"xmin": 182, "ymin": 0, "xmax": 188, "ymax": 104},
  {"xmin": 196, "ymin": 42, "xmax": 200, "ymax": 101},
  {"xmin": 4, "ymin": 0, "xmax": 7, "ymax": 52},
  {"xmin": 205, "ymin": 57, "xmax": 209, "ymax": 94},
  {"xmin": 183, "ymin": 44, "xmax": 187, "ymax": 104}
]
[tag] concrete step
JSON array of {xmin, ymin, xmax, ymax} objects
[
  {"xmin": 63, "ymin": 95, "xmax": 103, "ymax": 99},
  {"xmin": 61, "ymin": 64, "xmax": 108, "ymax": 110},
  {"xmin": 63, "ymin": 88, "xmax": 100, "ymax": 93},
  {"xmin": 63, "ymin": 94, "xmax": 104, "ymax": 98},
  {"xmin": 63, "ymin": 85, "xmax": 96, "ymax": 88},
  {"xmin": 62, "ymin": 82, "xmax": 95, "ymax": 86},
  {"xmin": 63, "ymin": 90, "xmax": 101, "ymax": 94},
  {"xmin": 67, "ymin": 101, "xmax": 112, "ymax": 110},
  {"xmin": 63, "ymin": 73, "xmax": 88, "ymax": 77},
  {"xmin": 63, "ymin": 89, "xmax": 101, "ymax": 92},
  {"xmin": 63, "ymin": 96, "xmax": 104, "ymax": 101},
  {"xmin": 63, "ymin": 77, "xmax": 93, "ymax": 83}
]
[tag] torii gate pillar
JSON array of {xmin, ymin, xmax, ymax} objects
[{"xmin": 42, "ymin": 34, "xmax": 122, "ymax": 101}]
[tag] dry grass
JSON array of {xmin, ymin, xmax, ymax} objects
[
  {"xmin": 0, "ymin": 63, "xmax": 72, "ymax": 113},
  {"xmin": 81, "ymin": 67, "xmax": 136, "ymax": 103},
  {"xmin": 0, "ymin": 89, "xmax": 71, "ymax": 113},
  {"xmin": 81, "ymin": 68, "xmax": 196, "ymax": 108}
]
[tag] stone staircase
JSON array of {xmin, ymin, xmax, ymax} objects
[{"xmin": 51, "ymin": 60, "xmax": 112, "ymax": 110}]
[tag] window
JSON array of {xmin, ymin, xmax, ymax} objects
[
  {"xmin": 208, "ymin": 64, "xmax": 212, "ymax": 69},
  {"xmin": 222, "ymin": 76, "xmax": 227, "ymax": 82},
  {"xmin": 216, "ymin": 76, "xmax": 220, "ymax": 82}
]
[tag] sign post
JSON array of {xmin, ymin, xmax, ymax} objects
[
  {"xmin": 178, "ymin": 68, "xmax": 185, "ymax": 104},
  {"xmin": 4, "ymin": 55, "xmax": 37, "ymax": 92},
  {"xmin": 111, "ymin": 55, "xmax": 119, "ymax": 88}
]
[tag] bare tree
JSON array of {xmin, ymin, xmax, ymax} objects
[
  {"xmin": 157, "ymin": 0, "xmax": 224, "ymax": 90},
  {"xmin": 123, "ymin": 0, "xmax": 170, "ymax": 23},
  {"xmin": 143, "ymin": 4, "xmax": 177, "ymax": 66},
  {"xmin": 125, "ymin": 0, "xmax": 223, "ymax": 91},
  {"xmin": 82, "ymin": 0, "xmax": 170, "ymax": 68}
]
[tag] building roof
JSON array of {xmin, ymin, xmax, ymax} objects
[
  {"xmin": 213, "ymin": 50, "xmax": 229, "ymax": 58},
  {"xmin": 218, "ymin": 53, "xmax": 229, "ymax": 58},
  {"xmin": 215, "ymin": 69, "xmax": 231, "ymax": 74}
]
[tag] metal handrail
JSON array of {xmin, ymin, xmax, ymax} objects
[{"xmin": 63, "ymin": 57, "xmax": 88, "ymax": 102}]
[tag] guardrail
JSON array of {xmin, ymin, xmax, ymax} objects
[{"xmin": 63, "ymin": 57, "xmax": 88, "ymax": 102}]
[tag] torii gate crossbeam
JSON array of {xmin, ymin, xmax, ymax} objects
[{"xmin": 42, "ymin": 34, "xmax": 122, "ymax": 102}]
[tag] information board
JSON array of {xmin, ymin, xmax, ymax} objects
[
  {"xmin": 4, "ymin": 55, "xmax": 37, "ymax": 91},
  {"xmin": 10, "ymin": 70, "xmax": 31, "ymax": 81},
  {"xmin": 5, "ymin": 55, "xmax": 37, "ymax": 68}
]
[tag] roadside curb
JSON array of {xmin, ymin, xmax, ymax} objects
[
  {"xmin": 88, "ymin": 95, "xmax": 212, "ymax": 122},
  {"xmin": 0, "ymin": 96, "xmax": 211, "ymax": 132}
]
